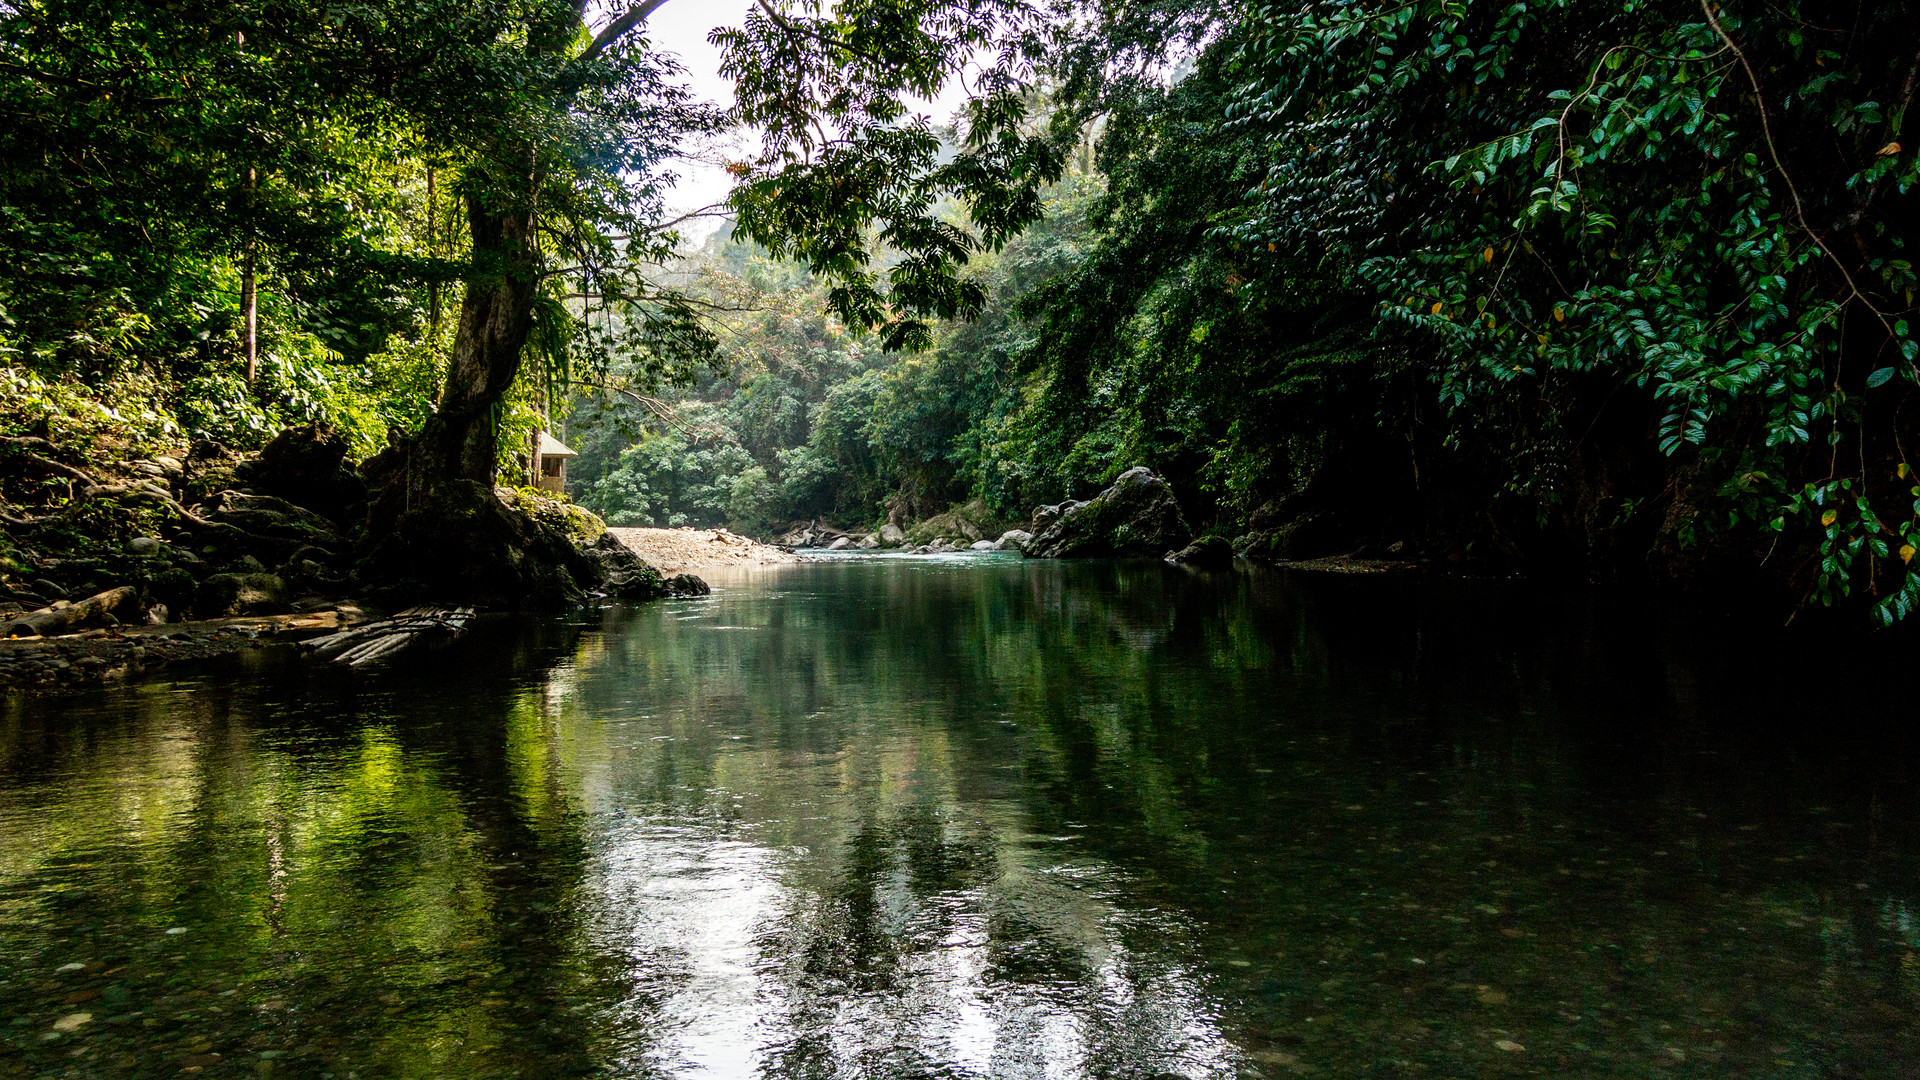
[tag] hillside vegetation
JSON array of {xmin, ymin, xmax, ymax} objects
[{"xmin": 3, "ymin": 0, "xmax": 1917, "ymax": 622}]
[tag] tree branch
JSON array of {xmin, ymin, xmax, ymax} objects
[
  {"xmin": 1701, "ymin": 1, "xmax": 1891, "ymax": 332},
  {"xmin": 578, "ymin": 0, "xmax": 674, "ymax": 65},
  {"xmin": 575, "ymin": 380, "xmax": 731, "ymax": 441}
]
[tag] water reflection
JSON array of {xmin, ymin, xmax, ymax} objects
[{"xmin": 1, "ymin": 560, "xmax": 1916, "ymax": 1078}]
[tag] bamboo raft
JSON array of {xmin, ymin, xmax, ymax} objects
[{"xmin": 301, "ymin": 605, "xmax": 474, "ymax": 666}]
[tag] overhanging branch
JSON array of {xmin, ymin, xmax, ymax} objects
[{"xmin": 578, "ymin": 0, "xmax": 674, "ymax": 65}]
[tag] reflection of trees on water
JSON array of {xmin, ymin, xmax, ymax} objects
[
  {"xmin": 559, "ymin": 563, "xmax": 1920, "ymax": 1078},
  {"xmin": 559, "ymin": 589, "xmax": 1250, "ymax": 1076},
  {"xmin": 0, "ymin": 622, "xmax": 686, "ymax": 1077},
  {"xmin": 2, "ymin": 563, "xmax": 1918, "ymax": 1078}
]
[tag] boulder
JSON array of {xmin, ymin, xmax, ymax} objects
[
  {"xmin": 496, "ymin": 487, "xmax": 605, "ymax": 546},
  {"xmin": 127, "ymin": 536, "xmax": 165, "ymax": 557},
  {"xmin": 877, "ymin": 523, "xmax": 907, "ymax": 546},
  {"xmin": 856, "ymin": 535, "xmax": 880, "ymax": 550},
  {"xmin": 1232, "ymin": 507, "xmax": 1346, "ymax": 562},
  {"xmin": 907, "ymin": 499, "xmax": 1004, "ymax": 545},
  {"xmin": 358, "ymin": 479, "xmax": 597, "ymax": 608},
  {"xmin": 196, "ymin": 573, "xmax": 290, "ymax": 617},
  {"xmin": 280, "ymin": 556, "xmax": 352, "ymax": 597},
  {"xmin": 148, "ymin": 569, "xmax": 198, "ymax": 615},
  {"xmin": 1026, "ymin": 467, "xmax": 1192, "ymax": 559},
  {"xmin": 827, "ymin": 536, "xmax": 852, "ymax": 551},
  {"xmin": 996, "ymin": 529, "xmax": 1032, "ymax": 553},
  {"xmin": 663, "ymin": 574, "xmax": 712, "ymax": 597},
  {"xmin": 1031, "ymin": 501, "xmax": 1083, "ymax": 535},
  {"xmin": 969, "ymin": 540, "xmax": 999, "ymax": 551},
  {"xmin": 237, "ymin": 423, "xmax": 366, "ymax": 523},
  {"xmin": 197, "ymin": 490, "xmax": 344, "ymax": 548},
  {"xmin": 1165, "ymin": 535, "xmax": 1235, "ymax": 569},
  {"xmin": 583, "ymin": 532, "xmax": 669, "ymax": 600}
]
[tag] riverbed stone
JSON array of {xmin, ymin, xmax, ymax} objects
[
  {"xmin": 996, "ymin": 529, "xmax": 1032, "ymax": 553},
  {"xmin": 877, "ymin": 523, "xmax": 906, "ymax": 546},
  {"xmin": 582, "ymin": 532, "xmax": 669, "ymax": 600},
  {"xmin": 663, "ymin": 573, "xmax": 712, "ymax": 597},
  {"xmin": 1026, "ymin": 467, "xmax": 1192, "ymax": 558},
  {"xmin": 1165, "ymin": 535, "xmax": 1235, "ymax": 568}
]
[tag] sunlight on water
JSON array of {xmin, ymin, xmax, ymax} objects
[{"xmin": 1, "ymin": 558, "xmax": 1916, "ymax": 1078}]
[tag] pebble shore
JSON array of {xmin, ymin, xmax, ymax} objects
[{"xmin": 0, "ymin": 609, "xmax": 361, "ymax": 692}]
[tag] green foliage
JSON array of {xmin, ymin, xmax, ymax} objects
[
  {"xmin": 569, "ymin": 193, "xmax": 1105, "ymax": 534},
  {"xmin": 6, "ymin": 0, "xmax": 1912, "ymax": 625},
  {"xmin": 1218, "ymin": 0, "xmax": 1919, "ymax": 618},
  {"xmin": 718, "ymin": 0, "xmax": 1075, "ymax": 350},
  {"xmin": 0, "ymin": 0, "xmax": 721, "ymax": 485}
]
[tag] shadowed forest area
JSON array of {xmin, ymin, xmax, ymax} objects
[{"xmin": 3, "ymin": 0, "xmax": 1919, "ymax": 624}]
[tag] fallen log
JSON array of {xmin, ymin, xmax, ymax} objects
[
  {"xmin": 301, "ymin": 605, "xmax": 473, "ymax": 667},
  {"xmin": 4, "ymin": 586, "xmax": 142, "ymax": 637}
]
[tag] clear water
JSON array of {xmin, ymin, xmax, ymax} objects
[{"xmin": 1, "ymin": 556, "xmax": 1916, "ymax": 1079}]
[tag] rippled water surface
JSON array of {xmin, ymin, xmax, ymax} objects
[{"xmin": 2, "ymin": 556, "xmax": 1917, "ymax": 1079}]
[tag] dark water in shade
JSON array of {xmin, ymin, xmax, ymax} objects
[{"xmin": 2, "ymin": 556, "xmax": 1917, "ymax": 1080}]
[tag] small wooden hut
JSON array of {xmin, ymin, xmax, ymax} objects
[{"xmin": 532, "ymin": 430, "xmax": 577, "ymax": 494}]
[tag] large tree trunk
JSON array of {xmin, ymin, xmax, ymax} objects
[
  {"xmin": 354, "ymin": 4, "xmax": 670, "ymax": 608},
  {"xmin": 357, "ymin": 153, "xmax": 593, "ymax": 608},
  {"xmin": 420, "ymin": 167, "xmax": 540, "ymax": 485}
]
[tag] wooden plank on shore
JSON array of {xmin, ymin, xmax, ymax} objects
[{"xmin": 302, "ymin": 605, "xmax": 473, "ymax": 666}]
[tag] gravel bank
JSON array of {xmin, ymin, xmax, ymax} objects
[{"xmin": 606, "ymin": 527, "xmax": 800, "ymax": 575}]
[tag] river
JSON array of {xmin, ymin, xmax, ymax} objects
[{"xmin": 1, "ymin": 555, "xmax": 1915, "ymax": 1078}]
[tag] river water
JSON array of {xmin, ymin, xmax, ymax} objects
[{"xmin": 1, "ymin": 556, "xmax": 1916, "ymax": 1079}]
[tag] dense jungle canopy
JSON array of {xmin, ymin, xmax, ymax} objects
[{"xmin": 1, "ymin": 0, "xmax": 1917, "ymax": 622}]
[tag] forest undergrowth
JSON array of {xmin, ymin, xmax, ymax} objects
[{"xmin": 3, "ymin": 0, "xmax": 1916, "ymax": 625}]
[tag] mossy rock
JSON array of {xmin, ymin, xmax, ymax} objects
[
  {"xmin": 582, "ymin": 532, "xmax": 667, "ymax": 599},
  {"xmin": 906, "ymin": 499, "xmax": 1005, "ymax": 545},
  {"xmin": 499, "ymin": 487, "xmax": 606, "ymax": 545},
  {"xmin": 358, "ymin": 480, "xmax": 599, "ymax": 608},
  {"xmin": 1027, "ymin": 468, "xmax": 1191, "ymax": 558},
  {"xmin": 1232, "ymin": 511, "xmax": 1343, "ymax": 562},
  {"xmin": 1164, "ymin": 534, "xmax": 1234, "ymax": 568},
  {"xmin": 148, "ymin": 568, "xmax": 198, "ymax": 614},
  {"xmin": 197, "ymin": 490, "xmax": 344, "ymax": 546}
]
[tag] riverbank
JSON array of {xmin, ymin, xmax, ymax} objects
[
  {"xmin": 606, "ymin": 527, "xmax": 801, "ymax": 574},
  {"xmin": 0, "ymin": 607, "xmax": 364, "ymax": 691}
]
